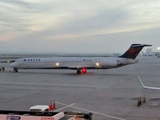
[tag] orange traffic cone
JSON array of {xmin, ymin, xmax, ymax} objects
[
  {"xmin": 53, "ymin": 100, "xmax": 56, "ymax": 109},
  {"xmin": 49, "ymin": 101, "xmax": 53, "ymax": 111}
]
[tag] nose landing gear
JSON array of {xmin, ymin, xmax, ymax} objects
[{"xmin": 13, "ymin": 68, "xmax": 18, "ymax": 72}]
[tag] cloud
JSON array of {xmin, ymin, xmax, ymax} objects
[
  {"xmin": 0, "ymin": 0, "xmax": 49, "ymax": 12},
  {"xmin": 58, "ymin": 8, "xmax": 129, "ymax": 34},
  {"xmin": 0, "ymin": 0, "xmax": 160, "ymax": 53}
]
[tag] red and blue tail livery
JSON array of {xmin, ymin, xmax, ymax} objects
[{"xmin": 120, "ymin": 44, "xmax": 152, "ymax": 59}]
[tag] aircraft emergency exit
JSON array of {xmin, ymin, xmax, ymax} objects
[{"xmin": 10, "ymin": 44, "xmax": 151, "ymax": 74}]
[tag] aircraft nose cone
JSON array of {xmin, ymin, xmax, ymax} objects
[{"xmin": 10, "ymin": 63, "xmax": 16, "ymax": 68}]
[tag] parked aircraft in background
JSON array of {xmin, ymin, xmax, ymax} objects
[
  {"xmin": 140, "ymin": 51, "xmax": 155, "ymax": 56},
  {"xmin": 138, "ymin": 76, "xmax": 160, "ymax": 90},
  {"xmin": 10, "ymin": 44, "xmax": 151, "ymax": 74}
]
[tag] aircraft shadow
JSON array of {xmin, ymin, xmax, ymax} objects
[{"xmin": 7, "ymin": 70, "xmax": 128, "ymax": 77}]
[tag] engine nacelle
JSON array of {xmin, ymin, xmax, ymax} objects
[{"xmin": 99, "ymin": 60, "xmax": 121, "ymax": 67}]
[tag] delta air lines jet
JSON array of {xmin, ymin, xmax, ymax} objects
[{"xmin": 10, "ymin": 44, "xmax": 151, "ymax": 74}]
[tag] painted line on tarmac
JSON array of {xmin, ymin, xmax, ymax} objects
[
  {"xmin": 56, "ymin": 101, "xmax": 67, "ymax": 106},
  {"xmin": 54, "ymin": 103, "xmax": 76, "ymax": 112},
  {"xmin": 56, "ymin": 101, "xmax": 125, "ymax": 120}
]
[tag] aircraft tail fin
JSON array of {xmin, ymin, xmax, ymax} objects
[{"xmin": 120, "ymin": 44, "xmax": 152, "ymax": 59}]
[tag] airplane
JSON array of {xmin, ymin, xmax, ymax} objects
[
  {"xmin": 10, "ymin": 44, "xmax": 151, "ymax": 74},
  {"xmin": 140, "ymin": 51, "xmax": 154, "ymax": 56},
  {"xmin": 138, "ymin": 76, "xmax": 160, "ymax": 90}
]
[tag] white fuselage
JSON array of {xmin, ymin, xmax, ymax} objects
[{"xmin": 10, "ymin": 57, "xmax": 138, "ymax": 70}]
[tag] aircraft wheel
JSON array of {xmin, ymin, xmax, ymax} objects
[
  {"xmin": 77, "ymin": 70, "xmax": 81, "ymax": 74},
  {"xmin": 13, "ymin": 68, "xmax": 18, "ymax": 72},
  {"xmin": 15, "ymin": 69, "xmax": 18, "ymax": 72}
]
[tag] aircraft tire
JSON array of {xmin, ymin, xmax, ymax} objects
[
  {"xmin": 77, "ymin": 70, "xmax": 81, "ymax": 74},
  {"xmin": 14, "ymin": 68, "xmax": 18, "ymax": 72}
]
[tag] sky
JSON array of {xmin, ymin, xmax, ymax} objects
[{"xmin": 0, "ymin": 0, "xmax": 160, "ymax": 54}]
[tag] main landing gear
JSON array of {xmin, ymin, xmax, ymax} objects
[
  {"xmin": 77, "ymin": 69, "xmax": 81, "ymax": 74},
  {"xmin": 13, "ymin": 68, "xmax": 18, "ymax": 72},
  {"xmin": 76, "ymin": 68, "xmax": 87, "ymax": 74}
]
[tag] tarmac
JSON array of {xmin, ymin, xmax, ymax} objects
[{"xmin": 0, "ymin": 56, "xmax": 160, "ymax": 120}]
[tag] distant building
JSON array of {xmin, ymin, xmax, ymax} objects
[
  {"xmin": 146, "ymin": 48, "xmax": 152, "ymax": 54},
  {"xmin": 141, "ymin": 48, "xmax": 154, "ymax": 56},
  {"xmin": 155, "ymin": 52, "xmax": 160, "ymax": 58}
]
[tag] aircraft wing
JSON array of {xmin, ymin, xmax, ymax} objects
[
  {"xmin": 67, "ymin": 65, "xmax": 99, "ymax": 70},
  {"xmin": 138, "ymin": 76, "xmax": 160, "ymax": 90}
]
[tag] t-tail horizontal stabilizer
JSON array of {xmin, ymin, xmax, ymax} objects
[
  {"xmin": 138, "ymin": 76, "xmax": 160, "ymax": 90},
  {"xmin": 120, "ymin": 44, "xmax": 152, "ymax": 59}
]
